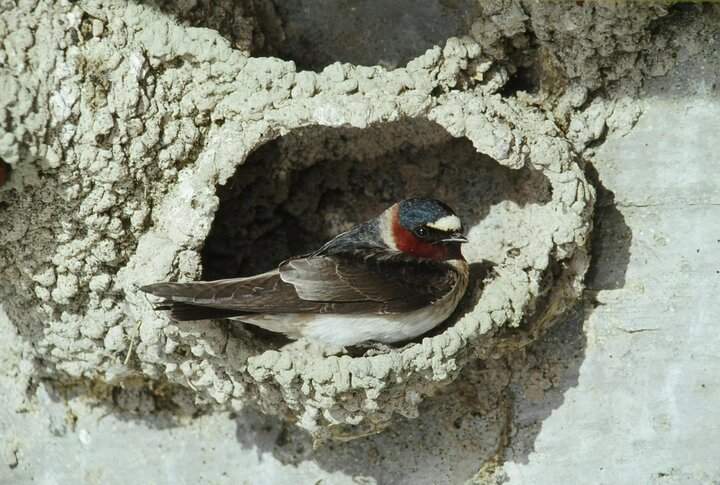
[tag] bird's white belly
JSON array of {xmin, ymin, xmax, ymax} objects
[
  {"xmin": 302, "ymin": 303, "xmax": 455, "ymax": 346},
  {"xmin": 237, "ymin": 303, "xmax": 455, "ymax": 347}
]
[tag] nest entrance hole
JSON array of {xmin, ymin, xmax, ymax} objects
[{"xmin": 201, "ymin": 118, "xmax": 551, "ymax": 280}]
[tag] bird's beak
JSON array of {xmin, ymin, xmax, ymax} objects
[{"xmin": 441, "ymin": 233, "xmax": 468, "ymax": 244}]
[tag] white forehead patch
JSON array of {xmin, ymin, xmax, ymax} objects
[{"xmin": 426, "ymin": 214, "xmax": 462, "ymax": 232}]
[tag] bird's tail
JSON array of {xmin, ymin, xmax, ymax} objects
[
  {"xmin": 151, "ymin": 300, "xmax": 246, "ymax": 321},
  {"xmin": 141, "ymin": 281, "xmax": 251, "ymax": 321}
]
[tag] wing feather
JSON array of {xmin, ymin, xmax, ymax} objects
[{"xmin": 141, "ymin": 252, "xmax": 459, "ymax": 320}]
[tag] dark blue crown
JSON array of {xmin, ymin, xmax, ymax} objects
[{"xmin": 397, "ymin": 198, "xmax": 458, "ymax": 231}]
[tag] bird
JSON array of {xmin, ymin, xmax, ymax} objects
[{"xmin": 140, "ymin": 197, "xmax": 469, "ymax": 348}]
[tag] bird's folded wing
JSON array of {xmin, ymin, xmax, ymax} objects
[
  {"xmin": 141, "ymin": 254, "xmax": 458, "ymax": 315},
  {"xmin": 280, "ymin": 255, "xmax": 457, "ymax": 312}
]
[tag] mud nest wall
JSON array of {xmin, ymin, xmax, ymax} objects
[{"xmin": 1, "ymin": 0, "xmax": 693, "ymax": 441}]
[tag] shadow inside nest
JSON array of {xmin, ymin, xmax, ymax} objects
[{"xmin": 197, "ymin": 118, "xmax": 551, "ymax": 354}]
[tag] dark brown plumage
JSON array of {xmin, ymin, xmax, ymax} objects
[{"xmin": 142, "ymin": 251, "xmax": 460, "ymax": 320}]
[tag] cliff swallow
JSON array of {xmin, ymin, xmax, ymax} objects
[{"xmin": 141, "ymin": 198, "xmax": 469, "ymax": 347}]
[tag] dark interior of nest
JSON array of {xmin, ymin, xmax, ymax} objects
[{"xmin": 201, "ymin": 118, "xmax": 551, "ymax": 281}]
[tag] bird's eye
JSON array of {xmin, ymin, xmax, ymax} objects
[{"xmin": 414, "ymin": 226, "xmax": 429, "ymax": 238}]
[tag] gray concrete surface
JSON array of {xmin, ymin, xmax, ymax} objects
[{"xmin": 504, "ymin": 99, "xmax": 720, "ymax": 484}]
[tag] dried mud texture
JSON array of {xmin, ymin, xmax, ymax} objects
[
  {"xmin": 469, "ymin": 1, "xmax": 671, "ymax": 90},
  {"xmin": 0, "ymin": 0, "xmax": 602, "ymax": 441},
  {"xmin": 468, "ymin": 2, "xmax": 701, "ymax": 157}
]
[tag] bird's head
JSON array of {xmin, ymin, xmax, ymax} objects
[{"xmin": 380, "ymin": 198, "xmax": 468, "ymax": 261}]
